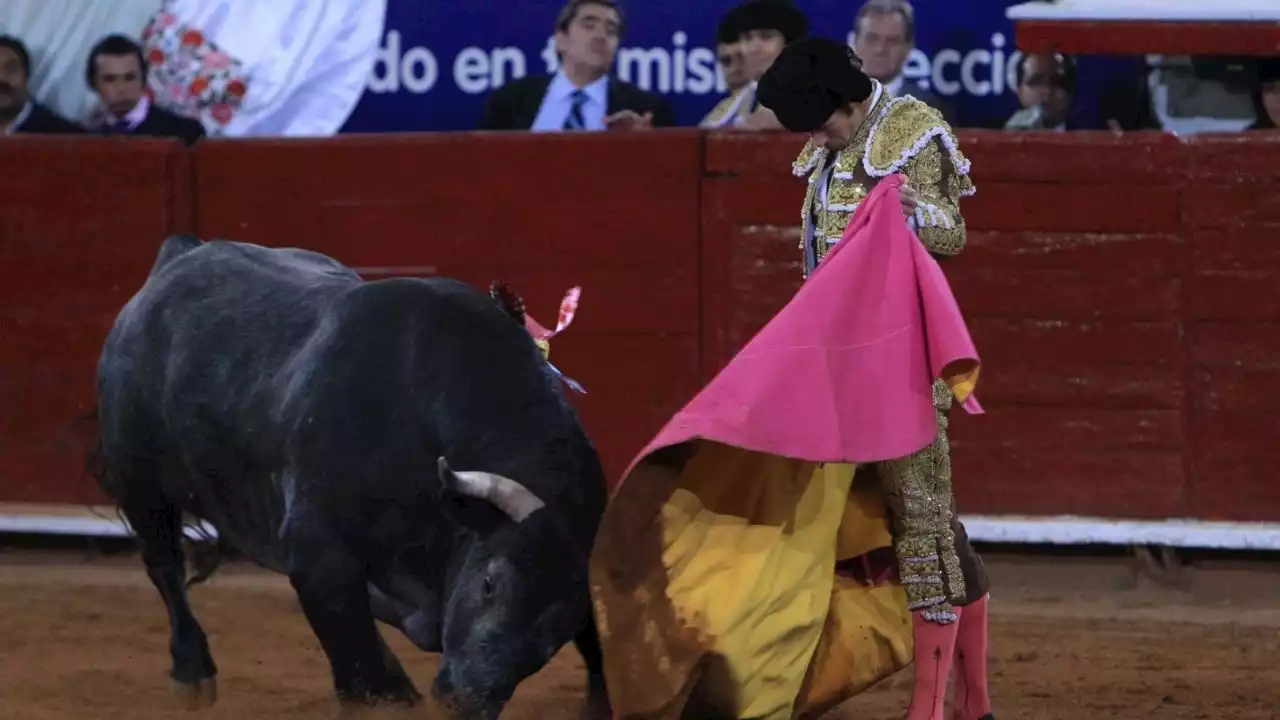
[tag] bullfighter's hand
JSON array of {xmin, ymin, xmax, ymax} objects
[
  {"xmin": 604, "ymin": 109, "xmax": 653, "ymax": 130},
  {"xmin": 899, "ymin": 180, "xmax": 919, "ymax": 218}
]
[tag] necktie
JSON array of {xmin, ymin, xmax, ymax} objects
[{"xmin": 563, "ymin": 90, "xmax": 587, "ymax": 130}]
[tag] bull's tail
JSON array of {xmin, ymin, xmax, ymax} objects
[
  {"xmin": 68, "ymin": 407, "xmax": 225, "ymax": 587},
  {"xmin": 66, "ymin": 407, "xmax": 119, "ymax": 511}
]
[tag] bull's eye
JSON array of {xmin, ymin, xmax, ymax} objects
[{"xmin": 483, "ymin": 575, "xmax": 495, "ymax": 597}]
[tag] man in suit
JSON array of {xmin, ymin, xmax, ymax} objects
[
  {"xmin": 1004, "ymin": 52, "xmax": 1095, "ymax": 131},
  {"xmin": 86, "ymin": 34, "xmax": 206, "ymax": 145},
  {"xmin": 479, "ymin": 0, "xmax": 674, "ymax": 131},
  {"xmin": 0, "ymin": 35, "xmax": 83, "ymax": 135},
  {"xmin": 852, "ymin": 0, "xmax": 957, "ymax": 125}
]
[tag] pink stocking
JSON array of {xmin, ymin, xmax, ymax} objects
[
  {"xmin": 905, "ymin": 610, "xmax": 958, "ymax": 720},
  {"xmin": 951, "ymin": 593, "xmax": 992, "ymax": 720}
]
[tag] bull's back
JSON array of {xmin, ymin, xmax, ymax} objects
[{"xmin": 98, "ymin": 239, "xmax": 363, "ymax": 452}]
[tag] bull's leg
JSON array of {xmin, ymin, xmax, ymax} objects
[
  {"xmin": 574, "ymin": 614, "xmax": 606, "ymax": 696},
  {"xmin": 285, "ymin": 536, "xmax": 420, "ymax": 706},
  {"xmin": 119, "ymin": 493, "xmax": 218, "ymax": 708}
]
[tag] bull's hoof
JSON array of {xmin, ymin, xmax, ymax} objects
[
  {"xmin": 336, "ymin": 698, "xmax": 419, "ymax": 719},
  {"xmin": 172, "ymin": 676, "xmax": 218, "ymax": 709},
  {"xmin": 586, "ymin": 672, "xmax": 607, "ymax": 696},
  {"xmin": 335, "ymin": 686, "xmax": 421, "ymax": 717}
]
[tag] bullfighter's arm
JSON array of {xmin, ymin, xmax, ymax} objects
[
  {"xmin": 902, "ymin": 136, "xmax": 972, "ymax": 257},
  {"xmin": 866, "ymin": 99, "xmax": 975, "ymax": 258}
]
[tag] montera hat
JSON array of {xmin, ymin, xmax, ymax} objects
[
  {"xmin": 757, "ymin": 37, "xmax": 874, "ymax": 132},
  {"xmin": 732, "ymin": 0, "xmax": 809, "ymax": 44}
]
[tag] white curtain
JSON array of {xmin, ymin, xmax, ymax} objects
[
  {"xmin": 0, "ymin": 0, "xmax": 162, "ymax": 124},
  {"xmin": 162, "ymin": 0, "xmax": 386, "ymax": 136},
  {"xmin": 0, "ymin": 0, "xmax": 385, "ymax": 135}
]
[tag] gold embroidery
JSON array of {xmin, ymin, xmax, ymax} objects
[
  {"xmin": 792, "ymin": 139, "xmax": 824, "ymax": 177},
  {"xmin": 906, "ymin": 138, "xmax": 967, "ymax": 256},
  {"xmin": 702, "ymin": 85, "xmax": 754, "ymax": 128},
  {"xmin": 864, "ymin": 98, "xmax": 971, "ymax": 179},
  {"xmin": 874, "ymin": 379, "xmax": 964, "ymax": 623}
]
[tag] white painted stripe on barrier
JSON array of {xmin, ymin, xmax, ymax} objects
[
  {"xmin": 1, "ymin": 507, "xmax": 1279, "ymax": 550},
  {"xmin": 0, "ymin": 506, "xmax": 216, "ymax": 540},
  {"xmin": 960, "ymin": 515, "xmax": 1280, "ymax": 551}
]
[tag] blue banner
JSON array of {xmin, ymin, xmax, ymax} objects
[{"xmin": 341, "ymin": 0, "xmax": 1137, "ymax": 132}]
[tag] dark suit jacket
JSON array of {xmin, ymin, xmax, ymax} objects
[
  {"xmin": 902, "ymin": 84, "xmax": 958, "ymax": 126},
  {"xmin": 99, "ymin": 104, "xmax": 207, "ymax": 146},
  {"xmin": 479, "ymin": 74, "xmax": 676, "ymax": 130},
  {"xmin": 13, "ymin": 102, "xmax": 84, "ymax": 134}
]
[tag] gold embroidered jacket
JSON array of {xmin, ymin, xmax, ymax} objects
[
  {"xmin": 699, "ymin": 83, "xmax": 755, "ymax": 128},
  {"xmin": 793, "ymin": 91, "xmax": 975, "ymax": 273}
]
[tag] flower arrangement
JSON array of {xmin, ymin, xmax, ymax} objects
[{"xmin": 140, "ymin": 10, "xmax": 249, "ymax": 133}]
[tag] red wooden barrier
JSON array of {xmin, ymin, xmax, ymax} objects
[
  {"xmin": 1, "ymin": 129, "xmax": 1278, "ymax": 532},
  {"xmin": 193, "ymin": 131, "xmax": 706, "ymax": 482},
  {"xmin": 1182, "ymin": 133, "xmax": 1280, "ymax": 522},
  {"xmin": 950, "ymin": 130, "xmax": 1189, "ymax": 519},
  {"xmin": 0, "ymin": 138, "xmax": 192, "ymax": 505}
]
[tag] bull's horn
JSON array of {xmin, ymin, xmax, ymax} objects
[{"xmin": 438, "ymin": 456, "xmax": 545, "ymax": 522}]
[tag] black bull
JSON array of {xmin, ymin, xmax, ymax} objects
[{"xmin": 91, "ymin": 236, "xmax": 608, "ymax": 717}]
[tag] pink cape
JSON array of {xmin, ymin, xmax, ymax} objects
[{"xmin": 623, "ymin": 174, "xmax": 981, "ymax": 476}]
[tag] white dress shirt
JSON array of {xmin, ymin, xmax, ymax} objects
[{"xmin": 531, "ymin": 70, "xmax": 610, "ymax": 132}]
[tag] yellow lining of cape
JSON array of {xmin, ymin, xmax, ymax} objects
[{"xmin": 590, "ymin": 441, "xmax": 912, "ymax": 719}]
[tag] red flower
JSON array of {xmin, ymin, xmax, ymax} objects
[
  {"xmin": 190, "ymin": 77, "xmax": 209, "ymax": 95},
  {"xmin": 210, "ymin": 103, "xmax": 233, "ymax": 125},
  {"xmin": 148, "ymin": 49, "xmax": 165, "ymax": 65},
  {"xmin": 182, "ymin": 29, "xmax": 204, "ymax": 46},
  {"xmin": 226, "ymin": 79, "xmax": 246, "ymax": 97}
]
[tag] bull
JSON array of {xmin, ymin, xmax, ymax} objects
[{"xmin": 92, "ymin": 235, "xmax": 608, "ymax": 717}]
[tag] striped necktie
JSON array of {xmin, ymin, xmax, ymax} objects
[{"xmin": 563, "ymin": 89, "xmax": 587, "ymax": 130}]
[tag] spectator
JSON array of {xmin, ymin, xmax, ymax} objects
[
  {"xmin": 0, "ymin": 35, "xmax": 83, "ymax": 135},
  {"xmin": 1005, "ymin": 52, "xmax": 1088, "ymax": 130},
  {"xmin": 86, "ymin": 34, "xmax": 206, "ymax": 145},
  {"xmin": 851, "ymin": 0, "xmax": 955, "ymax": 124},
  {"xmin": 1249, "ymin": 58, "xmax": 1279, "ymax": 129},
  {"xmin": 716, "ymin": 12, "xmax": 750, "ymax": 96},
  {"xmin": 700, "ymin": 9, "xmax": 752, "ymax": 127},
  {"xmin": 725, "ymin": 0, "xmax": 810, "ymax": 131},
  {"xmin": 479, "ymin": 0, "xmax": 673, "ymax": 131},
  {"xmin": 1097, "ymin": 61, "xmax": 1162, "ymax": 131}
]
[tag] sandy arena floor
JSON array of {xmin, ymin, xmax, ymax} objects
[{"xmin": 0, "ymin": 547, "xmax": 1277, "ymax": 719}]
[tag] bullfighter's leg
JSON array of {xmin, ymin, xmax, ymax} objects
[
  {"xmin": 950, "ymin": 520, "xmax": 994, "ymax": 720},
  {"xmin": 118, "ymin": 485, "xmax": 218, "ymax": 708},
  {"xmin": 283, "ymin": 524, "xmax": 421, "ymax": 707},
  {"xmin": 875, "ymin": 379, "xmax": 992, "ymax": 720}
]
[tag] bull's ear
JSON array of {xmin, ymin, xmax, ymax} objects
[{"xmin": 437, "ymin": 457, "xmax": 506, "ymax": 534}]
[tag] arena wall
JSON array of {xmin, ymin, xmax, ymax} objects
[{"xmin": 2, "ymin": 129, "xmax": 1277, "ymax": 545}]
